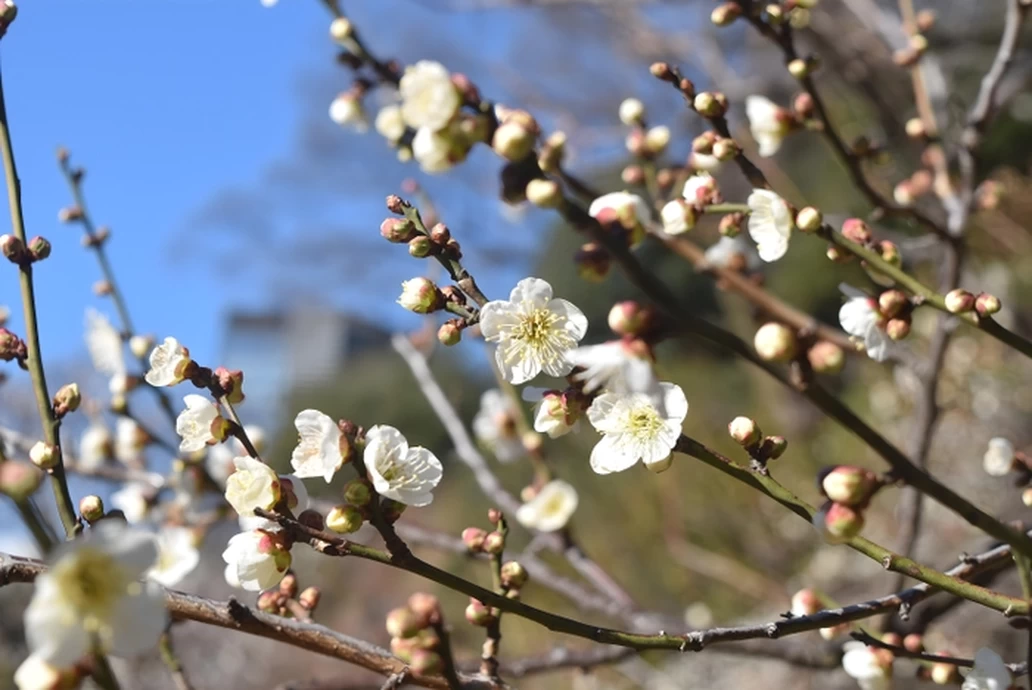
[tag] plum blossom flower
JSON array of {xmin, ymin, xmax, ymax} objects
[
  {"xmin": 224, "ymin": 456, "xmax": 281, "ymax": 518},
  {"xmin": 375, "ymin": 104, "xmax": 406, "ymax": 141},
  {"xmin": 516, "ymin": 479, "xmax": 579, "ymax": 532},
  {"xmin": 114, "ymin": 417, "xmax": 146, "ymax": 466},
  {"xmin": 329, "ymin": 92, "xmax": 368, "ymax": 131},
  {"xmin": 399, "ymin": 60, "xmax": 460, "ymax": 131},
  {"xmin": 364, "ymin": 425, "xmax": 443, "ymax": 507},
  {"xmin": 841, "ymin": 641, "xmax": 893, "ymax": 690},
  {"xmin": 175, "ymin": 394, "xmax": 228, "ymax": 453},
  {"xmin": 222, "ymin": 529, "xmax": 292, "ymax": 592},
  {"xmin": 682, "ymin": 173, "xmax": 718, "ymax": 206},
  {"xmin": 146, "ymin": 526, "xmax": 200, "ymax": 587},
  {"xmin": 24, "ymin": 522, "xmax": 165, "ymax": 665},
  {"xmin": 111, "ymin": 483, "xmax": 151, "ymax": 524},
  {"xmin": 962, "ymin": 648, "xmax": 1012, "ymax": 690},
  {"xmin": 480, "ymin": 278, "xmax": 588, "ymax": 385},
  {"xmin": 144, "ymin": 337, "xmax": 191, "ymax": 387},
  {"xmin": 207, "ymin": 425, "xmax": 267, "ymax": 486},
  {"xmin": 290, "ymin": 409, "xmax": 345, "ymax": 482},
  {"xmin": 704, "ymin": 235, "xmax": 762, "ymax": 271},
  {"xmin": 983, "ymin": 437, "xmax": 1016, "ymax": 477},
  {"xmin": 567, "ymin": 340, "xmax": 657, "ymax": 396},
  {"xmin": 839, "ymin": 294, "xmax": 890, "ymax": 362},
  {"xmin": 747, "ymin": 189, "xmax": 793, "ymax": 262},
  {"xmin": 525, "ymin": 388, "xmax": 585, "ymax": 438},
  {"xmin": 84, "ymin": 308, "xmax": 125, "ymax": 378},
  {"xmin": 472, "ymin": 389, "xmax": 523, "ymax": 462},
  {"xmin": 13, "ymin": 654, "xmax": 80, "ymax": 690},
  {"xmin": 239, "ymin": 473, "xmax": 310, "ymax": 532},
  {"xmin": 586, "ymin": 383, "xmax": 688, "ymax": 474},
  {"xmin": 660, "ymin": 199, "xmax": 695, "ymax": 235},
  {"xmin": 588, "ymin": 192, "xmax": 650, "ymax": 247},
  {"xmin": 412, "ymin": 126, "xmax": 457, "ymax": 173},
  {"xmin": 746, "ymin": 95, "xmax": 792, "ymax": 157},
  {"xmin": 77, "ymin": 423, "xmax": 113, "ymax": 471}
]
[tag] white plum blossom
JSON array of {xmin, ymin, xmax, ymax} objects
[
  {"xmin": 841, "ymin": 641, "xmax": 893, "ymax": 690},
  {"xmin": 329, "ymin": 93, "xmax": 368, "ymax": 131},
  {"xmin": 224, "ymin": 456, "xmax": 281, "ymax": 518},
  {"xmin": 222, "ymin": 529, "xmax": 292, "ymax": 592},
  {"xmin": 618, "ymin": 97, "xmax": 645, "ymax": 125},
  {"xmin": 175, "ymin": 394, "xmax": 225, "ymax": 453},
  {"xmin": 962, "ymin": 648, "xmax": 1012, "ymax": 690},
  {"xmin": 588, "ymin": 192, "xmax": 650, "ymax": 245},
  {"xmin": 983, "ymin": 437, "xmax": 1017, "ymax": 477},
  {"xmin": 746, "ymin": 95, "xmax": 791, "ymax": 157},
  {"xmin": 682, "ymin": 173, "xmax": 717, "ymax": 206},
  {"xmin": 704, "ymin": 235, "xmax": 762, "ymax": 271},
  {"xmin": 239, "ymin": 473, "xmax": 310, "ymax": 532},
  {"xmin": 412, "ymin": 126, "xmax": 456, "ymax": 173},
  {"xmin": 480, "ymin": 278, "xmax": 588, "ymax": 385},
  {"xmin": 363, "ymin": 425, "xmax": 443, "ymax": 507},
  {"xmin": 13, "ymin": 654, "xmax": 79, "ymax": 690},
  {"xmin": 516, "ymin": 479, "xmax": 579, "ymax": 532},
  {"xmin": 472, "ymin": 389, "xmax": 524, "ymax": 462},
  {"xmin": 839, "ymin": 295, "xmax": 890, "ymax": 362},
  {"xmin": 290, "ymin": 409, "xmax": 345, "ymax": 482},
  {"xmin": 114, "ymin": 417, "xmax": 145, "ymax": 466},
  {"xmin": 399, "ymin": 60, "xmax": 461, "ymax": 131},
  {"xmin": 77, "ymin": 423, "xmax": 113, "ymax": 470},
  {"xmin": 146, "ymin": 526, "xmax": 200, "ymax": 587},
  {"xmin": 525, "ymin": 388, "xmax": 581, "ymax": 439},
  {"xmin": 567, "ymin": 341, "xmax": 657, "ymax": 396},
  {"xmin": 747, "ymin": 189, "xmax": 793, "ymax": 262},
  {"xmin": 84, "ymin": 308, "xmax": 125, "ymax": 378},
  {"xmin": 689, "ymin": 151, "xmax": 722, "ymax": 173},
  {"xmin": 660, "ymin": 200, "xmax": 694, "ymax": 235},
  {"xmin": 586, "ymin": 383, "xmax": 688, "ymax": 474},
  {"xmin": 375, "ymin": 104, "xmax": 406, "ymax": 141},
  {"xmin": 144, "ymin": 337, "xmax": 191, "ymax": 387},
  {"xmin": 111, "ymin": 483, "xmax": 151, "ymax": 524},
  {"xmin": 24, "ymin": 522, "xmax": 165, "ymax": 665},
  {"xmin": 206, "ymin": 443, "xmax": 236, "ymax": 486}
]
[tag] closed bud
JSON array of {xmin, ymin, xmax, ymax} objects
[
  {"xmin": 728, "ymin": 416, "xmax": 761, "ymax": 447},
  {"xmin": 1022, "ymin": 487, "xmax": 1032, "ymax": 508},
  {"xmin": 409, "ymin": 650, "xmax": 443, "ymax": 676},
  {"xmin": 607, "ymin": 301, "xmax": 653, "ymax": 337},
  {"xmin": 0, "ymin": 328, "xmax": 26, "ymax": 361},
  {"xmin": 408, "ymin": 592, "xmax": 441, "ymax": 627},
  {"xmin": 381, "ymin": 498, "xmax": 406, "ymax": 524},
  {"xmin": 278, "ymin": 572, "xmax": 298, "ymax": 598},
  {"xmin": 342, "ymin": 478, "xmax": 373, "ymax": 507},
  {"xmin": 893, "ymin": 180, "xmax": 915, "ymax": 207},
  {"xmin": 878, "ymin": 240, "xmax": 901, "ymax": 268},
  {"xmin": 819, "ymin": 465, "xmax": 878, "ymax": 506},
  {"xmin": 790, "ymin": 588, "xmax": 821, "ymax": 616},
  {"xmin": 408, "ymin": 236, "xmax": 432, "ymax": 258},
  {"xmin": 792, "ymin": 92, "xmax": 815, "ymax": 119},
  {"xmin": 754, "ymin": 322, "xmax": 798, "ymax": 362},
  {"xmin": 930, "ymin": 661, "xmax": 957, "ymax": 685},
  {"xmin": 380, "ymin": 218, "xmax": 417, "ymax": 243},
  {"xmin": 575, "ymin": 242, "xmax": 611, "ymax": 282},
  {"xmin": 500, "ymin": 561, "xmax": 529, "ymax": 589},
  {"xmin": 826, "ymin": 245, "xmax": 850, "ymax": 263},
  {"xmin": 693, "ymin": 92, "xmax": 727, "ymax": 118},
  {"xmin": 483, "ymin": 530, "xmax": 505, "ymax": 555},
  {"xmin": 711, "ymin": 137, "xmax": 739, "ymax": 161},
  {"xmin": 885, "ymin": 317, "xmax": 911, "ymax": 340},
  {"xmin": 329, "ymin": 16, "xmax": 352, "ymax": 40},
  {"xmin": 386, "ymin": 195, "xmax": 405, "ymax": 215},
  {"xmin": 464, "ymin": 598, "xmax": 496, "ymax": 626},
  {"xmin": 0, "ymin": 460, "xmax": 43, "ymax": 501},
  {"xmin": 878, "ymin": 290, "xmax": 908, "ymax": 318},
  {"xmin": 795, "ymin": 207, "xmax": 822, "ymax": 233},
  {"xmin": 93, "ymin": 279, "xmax": 113, "ymax": 296},
  {"xmin": 213, "ymin": 366, "xmax": 245, "ymax": 404},
  {"xmin": 787, "ymin": 58, "xmax": 811, "ymax": 79},
  {"xmin": 763, "ymin": 435, "xmax": 788, "ymax": 460},
  {"xmin": 1, "ymin": 233, "xmax": 25, "ymax": 262},
  {"xmin": 807, "ymin": 341, "xmax": 844, "ymax": 374},
  {"xmin": 487, "ymin": 508, "xmax": 503, "ymax": 525},
  {"xmin": 52, "ymin": 383, "xmax": 81, "ymax": 418},
  {"xmin": 299, "ymin": 586, "xmax": 321, "ymax": 611},
  {"xmin": 621, "ymin": 164, "xmax": 644, "ymax": 186},
  {"xmin": 692, "ymin": 131, "xmax": 718, "ymax": 154},
  {"xmin": 711, "ymin": 2, "xmax": 742, "ymax": 25},
  {"xmin": 29, "ymin": 441, "xmax": 58, "ymax": 470},
  {"xmin": 944, "ymin": 289, "xmax": 975, "ymax": 314},
  {"xmin": 816, "ymin": 501, "xmax": 865, "ymax": 543},
  {"xmin": 644, "ymin": 126, "xmax": 671, "ymax": 156},
  {"xmin": 904, "ymin": 117, "xmax": 926, "ymax": 139},
  {"xmin": 397, "ymin": 278, "xmax": 443, "ymax": 314},
  {"xmin": 903, "ymin": 634, "xmax": 924, "ymax": 653},
  {"xmin": 428, "ymin": 223, "xmax": 450, "ymax": 245},
  {"xmin": 325, "ymin": 504, "xmax": 364, "ymax": 533},
  {"xmin": 975, "ymin": 293, "xmax": 1002, "ymax": 317},
  {"xmin": 537, "ymin": 131, "xmax": 566, "ymax": 173},
  {"xmin": 649, "ymin": 61, "xmax": 673, "ymax": 81},
  {"xmin": 57, "ymin": 206, "xmax": 83, "ymax": 223},
  {"xmin": 256, "ymin": 590, "xmax": 281, "ymax": 613},
  {"xmin": 27, "ymin": 236, "xmax": 51, "ymax": 261},
  {"xmin": 841, "ymin": 218, "xmax": 872, "ymax": 245},
  {"xmin": 492, "ymin": 121, "xmax": 535, "ymax": 162},
  {"xmin": 718, "ymin": 212, "xmax": 743, "ymax": 238},
  {"xmin": 525, "ymin": 179, "xmax": 562, "ymax": 208},
  {"xmin": 461, "ymin": 526, "xmax": 487, "ymax": 551},
  {"xmin": 437, "ymin": 321, "xmax": 462, "ymax": 346},
  {"xmin": 618, "ymin": 98, "xmax": 645, "ymax": 126},
  {"xmin": 129, "ymin": 334, "xmax": 154, "ymax": 359},
  {"xmin": 386, "ymin": 606, "xmax": 423, "ymax": 639}
]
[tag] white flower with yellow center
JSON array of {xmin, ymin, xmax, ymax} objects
[
  {"xmin": 84, "ymin": 308, "xmax": 125, "ymax": 378},
  {"xmin": 962, "ymin": 648, "xmax": 1012, "ymax": 690},
  {"xmin": 567, "ymin": 340, "xmax": 657, "ymax": 396},
  {"xmin": 480, "ymin": 277, "xmax": 588, "ymax": 385},
  {"xmin": 290, "ymin": 409, "xmax": 344, "ymax": 482},
  {"xmin": 399, "ymin": 60, "xmax": 461, "ymax": 131},
  {"xmin": 175, "ymin": 394, "xmax": 227, "ymax": 453},
  {"xmin": 206, "ymin": 425, "xmax": 268, "ymax": 486},
  {"xmin": 839, "ymin": 295, "xmax": 890, "ymax": 362},
  {"xmin": 472, "ymin": 389, "xmax": 523, "ymax": 462},
  {"xmin": 841, "ymin": 641, "xmax": 893, "ymax": 690},
  {"xmin": 224, "ymin": 456, "xmax": 281, "ymax": 518},
  {"xmin": 516, "ymin": 479, "xmax": 579, "ymax": 532},
  {"xmin": 747, "ymin": 189, "xmax": 793, "ymax": 262},
  {"xmin": 222, "ymin": 529, "xmax": 292, "ymax": 592},
  {"xmin": 13, "ymin": 654, "xmax": 80, "ymax": 690},
  {"xmin": 144, "ymin": 336, "xmax": 191, "ymax": 387},
  {"xmin": 746, "ymin": 95, "xmax": 792, "ymax": 157},
  {"xmin": 375, "ymin": 104, "xmax": 407, "ymax": 141},
  {"xmin": 78, "ymin": 423, "xmax": 113, "ymax": 471},
  {"xmin": 586, "ymin": 383, "xmax": 687, "ymax": 474},
  {"xmin": 146, "ymin": 526, "xmax": 200, "ymax": 587},
  {"xmin": 364, "ymin": 425, "xmax": 443, "ymax": 507},
  {"xmin": 24, "ymin": 522, "xmax": 165, "ymax": 665}
]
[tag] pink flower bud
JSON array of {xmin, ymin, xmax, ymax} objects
[
  {"xmin": 461, "ymin": 527, "xmax": 487, "ymax": 551},
  {"xmin": 754, "ymin": 322, "xmax": 798, "ymax": 362},
  {"xmin": 386, "ymin": 606, "xmax": 423, "ymax": 639},
  {"xmin": 728, "ymin": 416, "xmax": 761, "ymax": 447},
  {"xmin": 790, "ymin": 588, "xmax": 821, "ymax": 616},
  {"xmin": 299, "ymin": 586, "xmax": 321, "ymax": 611},
  {"xmin": 213, "ymin": 366, "xmax": 245, "ymax": 404},
  {"xmin": 380, "ymin": 218, "xmax": 417, "ymax": 243},
  {"xmin": 807, "ymin": 341, "xmax": 844, "ymax": 374},
  {"xmin": 718, "ymin": 212, "xmax": 743, "ymax": 238},
  {"xmin": 78, "ymin": 494, "xmax": 104, "ymax": 523},
  {"xmin": 27, "ymin": 236, "xmax": 51, "ymax": 261},
  {"xmin": 0, "ymin": 460, "xmax": 42, "ymax": 501},
  {"xmin": 437, "ymin": 321, "xmax": 462, "ymax": 346},
  {"xmin": 257, "ymin": 590, "xmax": 281, "ymax": 613},
  {"xmin": 820, "ymin": 465, "xmax": 878, "ymax": 506},
  {"xmin": 410, "ymin": 650, "xmax": 444, "ymax": 676},
  {"xmin": 607, "ymin": 301, "xmax": 654, "ymax": 337},
  {"xmin": 279, "ymin": 572, "xmax": 298, "ymax": 598},
  {"xmin": 385, "ymin": 195, "xmax": 405, "ymax": 215},
  {"xmin": 483, "ymin": 530, "xmax": 505, "ymax": 555},
  {"xmin": 885, "ymin": 317, "xmax": 911, "ymax": 341},
  {"xmin": 407, "ymin": 592, "xmax": 441, "ymax": 627},
  {"xmin": 975, "ymin": 293, "xmax": 1002, "ymax": 317},
  {"xmin": 815, "ymin": 501, "xmax": 865, "ymax": 543},
  {"xmin": 0, "ymin": 233, "xmax": 25, "ymax": 263},
  {"xmin": 464, "ymin": 598, "xmax": 497, "ymax": 626},
  {"xmin": 877, "ymin": 290, "xmax": 908, "ymax": 318},
  {"xmin": 841, "ymin": 218, "xmax": 872, "ymax": 245},
  {"xmin": 944, "ymin": 289, "xmax": 975, "ymax": 314}
]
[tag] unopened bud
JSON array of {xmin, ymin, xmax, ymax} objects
[
  {"xmin": 407, "ymin": 592, "xmax": 441, "ymax": 627},
  {"xmin": 464, "ymin": 598, "xmax": 496, "ymax": 626},
  {"xmin": 325, "ymin": 504, "xmax": 364, "ymax": 534},
  {"xmin": 693, "ymin": 92, "xmax": 727, "ymax": 118},
  {"xmin": 644, "ymin": 126, "xmax": 671, "ymax": 156},
  {"xmin": 525, "ymin": 179, "xmax": 562, "ymax": 209},
  {"xmin": 329, "ymin": 16, "xmax": 352, "ymax": 40},
  {"xmin": 728, "ymin": 416, "xmax": 761, "ymax": 447},
  {"xmin": 975, "ymin": 180, "xmax": 1005, "ymax": 211},
  {"xmin": 975, "ymin": 293, "xmax": 1002, "ymax": 317},
  {"xmin": 807, "ymin": 341, "xmax": 844, "ymax": 374},
  {"xmin": 787, "ymin": 58, "xmax": 811, "ymax": 79},
  {"xmin": 649, "ymin": 62, "xmax": 674, "ymax": 81},
  {"xmin": 1022, "ymin": 488, "xmax": 1032, "ymax": 508},
  {"xmin": 397, "ymin": 278, "xmax": 443, "ymax": 314},
  {"xmin": 1, "ymin": 233, "xmax": 25, "ymax": 263},
  {"xmin": 386, "ymin": 606, "xmax": 423, "ymax": 639},
  {"xmin": 500, "ymin": 561, "xmax": 529, "ymax": 589},
  {"xmin": 826, "ymin": 245, "xmax": 850, "ymax": 263},
  {"xmin": 792, "ymin": 92, "xmax": 815, "ymax": 119},
  {"xmin": 0, "ymin": 328, "xmax": 25, "ymax": 361},
  {"xmin": 718, "ymin": 213, "xmax": 743, "ymax": 238},
  {"xmin": 790, "ymin": 588, "xmax": 821, "ymax": 616},
  {"xmin": 878, "ymin": 290, "xmax": 908, "ymax": 318},
  {"xmin": 410, "ymin": 650, "xmax": 443, "ymax": 676},
  {"xmin": 607, "ymin": 301, "xmax": 653, "ymax": 337},
  {"xmin": 762, "ymin": 435, "xmax": 788, "ymax": 460},
  {"xmin": 930, "ymin": 661, "xmax": 957, "ymax": 685},
  {"xmin": 299, "ymin": 586, "xmax": 321, "ymax": 611},
  {"xmin": 129, "ymin": 334, "xmax": 154, "ymax": 359},
  {"xmin": 816, "ymin": 501, "xmax": 865, "ymax": 543},
  {"xmin": 27, "ymin": 236, "xmax": 51, "ymax": 261},
  {"xmin": 537, "ymin": 130, "xmax": 566, "ymax": 173},
  {"xmin": 944, "ymin": 289, "xmax": 975, "ymax": 314},
  {"xmin": 492, "ymin": 121, "xmax": 535, "ymax": 162},
  {"xmin": 0, "ymin": 460, "xmax": 42, "ymax": 501},
  {"xmin": 342, "ymin": 478, "xmax": 372, "ymax": 507},
  {"xmin": 29, "ymin": 441, "xmax": 58, "ymax": 470},
  {"xmin": 461, "ymin": 526, "xmax": 487, "ymax": 551},
  {"xmin": 621, "ymin": 164, "xmax": 644, "ymax": 186},
  {"xmin": 380, "ymin": 218, "xmax": 417, "ymax": 243},
  {"xmin": 795, "ymin": 207, "xmax": 822, "ymax": 233},
  {"xmin": 692, "ymin": 131, "xmax": 717, "ymax": 154},
  {"xmin": 386, "ymin": 195, "xmax": 405, "ymax": 215},
  {"xmin": 618, "ymin": 98, "xmax": 645, "ymax": 126},
  {"xmin": 58, "ymin": 206, "xmax": 83, "ymax": 223},
  {"xmin": 93, "ymin": 279, "xmax": 112, "ymax": 296},
  {"xmin": 754, "ymin": 322, "xmax": 798, "ymax": 362},
  {"xmin": 820, "ymin": 465, "xmax": 878, "ymax": 506},
  {"xmin": 78, "ymin": 495, "xmax": 103, "ymax": 522},
  {"xmin": 437, "ymin": 321, "xmax": 462, "ymax": 346},
  {"xmin": 885, "ymin": 317, "xmax": 911, "ymax": 340},
  {"xmin": 711, "ymin": 137, "xmax": 739, "ymax": 161},
  {"xmin": 52, "ymin": 383, "xmax": 82, "ymax": 418},
  {"xmin": 256, "ymin": 590, "xmax": 281, "ymax": 613},
  {"xmin": 213, "ymin": 366, "xmax": 245, "ymax": 404},
  {"xmin": 408, "ymin": 236, "xmax": 432, "ymax": 258},
  {"xmin": 904, "ymin": 117, "xmax": 926, "ymax": 139},
  {"xmin": 487, "ymin": 508, "xmax": 503, "ymax": 525},
  {"xmin": 841, "ymin": 218, "xmax": 872, "ymax": 245},
  {"xmin": 483, "ymin": 530, "xmax": 505, "ymax": 555},
  {"xmin": 711, "ymin": 2, "xmax": 742, "ymax": 25},
  {"xmin": 765, "ymin": 3, "xmax": 784, "ymax": 23}
]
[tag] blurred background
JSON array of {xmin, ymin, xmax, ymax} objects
[{"xmin": 2, "ymin": 0, "xmax": 1032, "ymax": 688}]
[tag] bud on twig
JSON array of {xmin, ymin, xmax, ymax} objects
[
  {"xmin": 29, "ymin": 441, "xmax": 58, "ymax": 470},
  {"xmin": 386, "ymin": 607, "xmax": 423, "ymax": 639},
  {"xmin": 462, "ymin": 527, "xmax": 487, "ymax": 551},
  {"xmin": 52, "ymin": 383, "xmax": 81, "ymax": 418},
  {"xmin": 299, "ymin": 586, "xmax": 321, "ymax": 612},
  {"xmin": 975, "ymin": 293, "xmax": 1002, "ymax": 317},
  {"xmin": 0, "ymin": 460, "xmax": 42, "ymax": 501},
  {"xmin": 728, "ymin": 416, "xmax": 761, "ymax": 447},
  {"xmin": 465, "ymin": 598, "xmax": 496, "ymax": 626},
  {"xmin": 79, "ymin": 494, "xmax": 105, "ymax": 523},
  {"xmin": 27, "ymin": 236, "xmax": 51, "ymax": 262},
  {"xmin": 807, "ymin": 341, "xmax": 844, "ymax": 374},
  {"xmin": 944, "ymin": 289, "xmax": 975, "ymax": 314},
  {"xmin": 1, "ymin": 233, "xmax": 25, "ymax": 263},
  {"xmin": 483, "ymin": 531, "xmax": 505, "ymax": 555},
  {"xmin": 326, "ymin": 504, "xmax": 364, "ymax": 534},
  {"xmin": 819, "ymin": 465, "xmax": 878, "ymax": 506},
  {"xmin": 754, "ymin": 322, "xmax": 797, "ymax": 362},
  {"xmin": 437, "ymin": 321, "xmax": 462, "ymax": 346}
]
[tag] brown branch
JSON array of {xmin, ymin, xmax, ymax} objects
[{"xmin": 851, "ymin": 629, "xmax": 1029, "ymax": 676}]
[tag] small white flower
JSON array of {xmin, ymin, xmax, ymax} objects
[
  {"xmin": 689, "ymin": 151, "xmax": 722, "ymax": 173},
  {"xmin": 223, "ymin": 562, "xmax": 242, "ymax": 588},
  {"xmin": 983, "ymin": 438, "xmax": 1017, "ymax": 477},
  {"xmin": 111, "ymin": 483, "xmax": 151, "ymax": 524},
  {"xmin": 329, "ymin": 92, "xmax": 368, "ymax": 131},
  {"xmin": 144, "ymin": 337, "xmax": 191, "ymax": 387},
  {"xmin": 841, "ymin": 641, "xmax": 893, "ymax": 690},
  {"xmin": 146, "ymin": 526, "xmax": 200, "ymax": 587},
  {"xmin": 13, "ymin": 654, "xmax": 78, "ymax": 690},
  {"xmin": 586, "ymin": 383, "xmax": 688, "ymax": 474},
  {"xmin": 375, "ymin": 104, "xmax": 407, "ymax": 141},
  {"xmin": 24, "ymin": 522, "xmax": 165, "ymax": 665},
  {"xmin": 224, "ymin": 456, "xmax": 281, "ymax": 517},
  {"xmin": 364, "ymin": 425, "xmax": 443, "ymax": 507},
  {"xmin": 222, "ymin": 530, "xmax": 292, "ymax": 592},
  {"xmin": 527, "ymin": 388, "xmax": 582, "ymax": 439},
  {"xmin": 704, "ymin": 235, "xmax": 762, "ymax": 271},
  {"xmin": 516, "ymin": 479, "xmax": 579, "ymax": 532},
  {"xmin": 480, "ymin": 277, "xmax": 588, "ymax": 385},
  {"xmin": 962, "ymin": 648, "xmax": 1012, "ymax": 690},
  {"xmin": 175, "ymin": 394, "xmax": 226, "ymax": 453},
  {"xmin": 839, "ymin": 295, "xmax": 890, "ymax": 362},
  {"xmin": 682, "ymin": 173, "xmax": 717, "ymax": 206},
  {"xmin": 747, "ymin": 189, "xmax": 793, "ymax": 262},
  {"xmin": 618, "ymin": 97, "xmax": 645, "ymax": 125},
  {"xmin": 660, "ymin": 200, "xmax": 695, "ymax": 235},
  {"xmin": 588, "ymin": 192, "xmax": 650, "ymax": 245},
  {"xmin": 114, "ymin": 417, "xmax": 145, "ymax": 466},
  {"xmin": 84, "ymin": 309, "xmax": 125, "ymax": 378},
  {"xmin": 290, "ymin": 409, "xmax": 344, "ymax": 482},
  {"xmin": 412, "ymin": 126, "xmax": 457, "ymax": 173},
  {"xmin": 472, "ymin": 389, "xmax": 524, "ymax": 463},
  {"xmin": 238, "ymin": 474, "xmax": 307, "ymax": 532},
  {"xmin": 567, "ymin": 340, "xmax": 657, "ymax": 396},
  {"xmin": 78, "ymin": 423, "xmax": 113, "ymax": 471},
  {"xmin": 746, "ymin": 95, "xmax": 791, "ymax": 157},
  {"xmin": 399, "ymin": 60, "xmax": 460, "ymax": 131}
]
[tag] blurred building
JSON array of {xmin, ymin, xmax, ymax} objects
[{"xmin": 221, "ymin": 308, "xmax": 390, "ymax": 426}]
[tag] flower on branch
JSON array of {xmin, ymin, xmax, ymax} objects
[
  {"xmin": 24, "ymin": 522, "xmax": 165, "ymax": 665},
  {"xmin": 222, "ymin": 529, "xmax": 292, "ymax": 592},
  {"xmin": 290, "ymin": 409, "xmax": 345, "ymax": 482},
  {"xmin": 962, "ymin": 648, "xmax": 1012, "ymax": 690},
  {"xmin": 78, "ymin": 423, "xmax": 113, "ymax": 470},
  {"xmin": 841, "ymin": 641, "xmax": 893, "ymax": 690},
  {"xmin": 144, "ymin": 336, "xmax": 192, "ymax": 387},
  {"xmin": 175, "ymin": 394, "xmax": 230, "ymax": 453},
  {"xmin": 747, "ymin": 189, "xmax": 793, "ymax": 262},
  {"xmin": 363, "ymin": 425, "xmax": 443, "ymax": 507},
  {"xmin": 480, "ymin": 277, "xmax": 588, "ymax": 385},
  {"xmin": 399, "ymin": 60, "xmax": 461, "ymax": 132},
  {"xmin": 745, "ymin": 95, "xmax": 792, "ymax": 157},
  {"xmin": 586, "ymin": 383, "xmax": 688, "ymax": 474},
  {"xmin": 588, "ymin": 192, "xmax": 650, "ymax": 247},
  {"xmin": 983, "ymin": 437, "xmax": 1016, "ymax": 477},
  {"xmin": 13, "ymin": 654, "xmax": 81, "ymax": 690},
  {"xmin": 516, "ymin": 479, "xmax": 579, "ymax": 531},
  {"xmin": 111, "ymin": 482, "xmax": 151, "ymax": 523},
  {"xmin": 839, "ymin": 293, "xmax": 891, "ymax": 362},
  {"xmin": 84, "ymin": 308, "xmax": 125, "ymax": 379},
  {"xmin": 472, "ymin": 389, "xmax": 523, "ymax": 462},
  {"xmin": 224, "ymin": 456, "xmax": 281, "ymax": 517},
  {"xmin": 146, "ymin": 526, "xmax": 201, "ymax": 587},
  {"xmin": 567, "ymin": 340, "xmax": 657, "ymax": 396}
]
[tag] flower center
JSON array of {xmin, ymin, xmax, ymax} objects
[
  {"xmin": 624, "ymin": 404, "xmax": 663, "ymax": 442},
  {"xmin": 53, "ymin": 548, "xmax": 128, "ymax": 619},
  {"xmin": 499, "ymin": 305, "xmax": 574, "ymax": 367},
  {"xmin": 543, "ymin": 494, "xmax": 566, "ymax": 517}
]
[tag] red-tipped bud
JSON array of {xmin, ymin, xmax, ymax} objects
[
  {"xmin": 213, "ymin": 366, "xmax": 245, "ymax": 404},
  {"xmin": 815, "ymin": 501, "xmax": 865, "ymax": 543},
  {"xmin": 841, "ymin": 218, "xmax": 872, "ymax": 245},
  {"xmin": 807, "ymin": 341, "xmax": 844, "ymax": 374},
  {"xmin": 407, "ymin": 592, "xmax": 441, "ymax": 627},
  {"xmin": 462, "ymin": 527, "xmax": 487, "ymax": 551},
  {"xmin": 386, "ymin": 606, "xmax": 423, "ymax": 639},
  {"xmin": 464, "ymin": 598, "xmax": 497, "ymax": 626},
  {"xmin": 380, "ymin": 218, "xmax": 418, "ymax": 243},
  {"xmin": 903, "ymin": 634, "xmax": 924, "ymax": 653},
  {"xmin": 820, "ymin": 465, "xmax": 878, "ymax": 506},
  {"xmin": 886, "ymin": 317, "xmax": 911, "ymax": 341},
  {"xmin": 728, "ymin": 416, "xmax": 761, "ymax": 447},
  {"xmin": 299, "ymin": 586, "xmax": 321, "ymax": 611},
  {"xmin": 944, "ymin": 289, "xmax": 975, "ymax": 314},
  {"xmin": 975, "ymin": 293, "xmax": 1002, "ymax": 317}
]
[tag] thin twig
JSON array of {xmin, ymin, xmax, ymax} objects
[
  {"xmin": 851, "ymin": 630, "xmax": 1029, "ymax": 676},
  {"xmin": 159, "ymin": 629, "xmax": 194, "ymax": 690}
]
